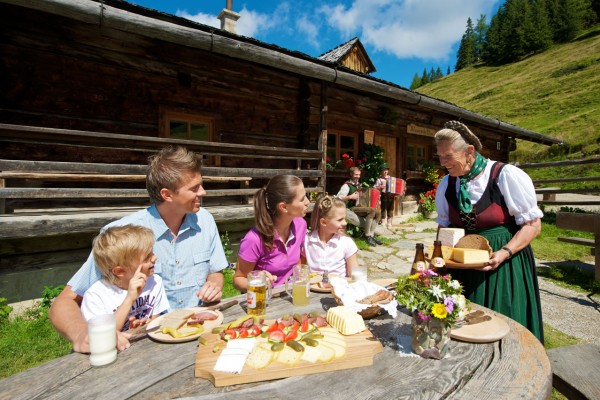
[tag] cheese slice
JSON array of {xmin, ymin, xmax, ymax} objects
[
  {"xmin": 452, "ymin": 248, "xmax": 490, "ymax": 264},
  {"xmin": 300, "ymin": 345, "xmax": 321, "ymax": 363},
  {"xmin": 320, "ymin": 339, "xmax": 346, "ymax": 358},
  {"xmin": 326, "ymin": 306, "xmax": 366, "ymax": 335},
  {"xmin": 275, "ymin": 346, "xmax": 303, "ymax": 366},
  {"xmin": 246, "ymin": 343, "xmax": 274, "ymax": 369},
  {"xmin": 438, "ymin": 228, "xmax": 465, "ymax": 247},
  {"xmin": 315, "ymin": 342, "xmax": 336, "ymax": 362}
]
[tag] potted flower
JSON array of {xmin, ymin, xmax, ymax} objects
[
  {"xmin": 396, "ymin": 270, "xmax": 469, "ymax": 359},
  {"xmin": 418, "ymin": 183, "xmax": 437, "ymax": 218}
]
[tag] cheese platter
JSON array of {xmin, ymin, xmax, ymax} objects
[
  {"xmin": 195, "ymin": 323, "xmax": 382, "ymax": 387},
  {"xmin": 146, "ymin": 307, "xmax": 224, "ymax": 343}
]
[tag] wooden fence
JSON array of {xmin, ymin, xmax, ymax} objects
[{"xmin": 519, "ymin": 157, "xmax": 600, "ymax": 280}]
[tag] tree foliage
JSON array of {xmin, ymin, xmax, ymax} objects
[{"xmin": 411, "ymin": 0, "xmax": 596, "ymax": 81}]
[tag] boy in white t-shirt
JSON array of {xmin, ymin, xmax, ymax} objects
[
  {"xmin": 303, "ymin": 196, "xmax": 359, "ymax": 277},
  {"xmin": 82, "ymin": 225, "xmax": 170, "ymax": 331}
]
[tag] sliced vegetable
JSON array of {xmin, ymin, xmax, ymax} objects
[
  {"xmin": 284, "ymin": 330, "xmax": 298, "ymax": 342},
  {"xmin": 268, "ymin": 329, "xmax": 286, "ymax": 342},
  {"xmin": 286, "ymin": 340, "xmax": 304, "ymax": 352},
  {"xmin": 271, "ymin": 341, "xmax": 285, "ymax": 352},
  {"xmin": 300, "ymin": 319, "xmax": 310, "ymax": 333}
]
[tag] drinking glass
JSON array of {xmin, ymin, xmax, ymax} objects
[
  {"xmin": 88, "ymin": 314, "xmax": 117, "ymax": 367},
  {"xmin": 246, "ymin": 270, "xmax": 272, "ymax": 316},
  {"xmin": 285, "ymin": 264, "xmax": 310, "ymax": 306}
]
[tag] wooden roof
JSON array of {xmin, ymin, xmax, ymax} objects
[{"xmin": 318, "ymin": 37, "xmax": 377, "ymax": 74}]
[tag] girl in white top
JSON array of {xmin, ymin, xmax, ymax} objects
[
  {"xmin": 303, "ymin": 196, "xmax": 359, "ymax": 277},
  {"xmin": 82, "ymin": 225, "xmax": 170, "ymax": 331}
]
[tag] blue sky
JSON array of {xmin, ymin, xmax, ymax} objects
[{"xmin": 126, "ymin": 0, "xmax": 504, "ymax": 88}]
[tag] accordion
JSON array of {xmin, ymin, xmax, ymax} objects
[
  {"xmin": 357, "ymin": 188, "xmax": 381, "ymax": 208},
  {"xmin": 386, "ymin": 177, "xmax": 406, "ymax": 196}
]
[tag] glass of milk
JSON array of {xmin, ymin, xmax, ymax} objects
[
  {"xmin": 352, "ymin": 264, "xmax": 368, "ymax": 282},
  {"xmin": 88, "ymin": 314, "xmax": 117, "ymax": 367}
]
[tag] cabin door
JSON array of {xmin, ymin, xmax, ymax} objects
[{"xmin": 374, "ymin": 135, "xmax": 397, "ymax": 176}]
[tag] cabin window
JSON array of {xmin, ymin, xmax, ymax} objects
[
  {"xmin": 327, "ymin": 131, "xmax": 358, "ymax": 165},
  {"xmin": 160, "ymin": 111, "xmax": 216, "ymax": 164},
  {"xmin": 162, "ymin": 114, "xmax": 213, "ymax": 142},
  {"xmin": 406, "ymin": 144, "xmax": 427, "ymax": 171}
]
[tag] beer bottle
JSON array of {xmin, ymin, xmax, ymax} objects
[
  {"xmin": 410, "ymin": 243, "xmax": 427, "ymax": 275},
  {"xmin": 431, "ymin": 240, "xmax": 448, "ymax": 276}
]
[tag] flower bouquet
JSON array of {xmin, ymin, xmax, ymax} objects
[{"xmin": 396, "ymin": 270, "xmax": 468, "ymax": 359}]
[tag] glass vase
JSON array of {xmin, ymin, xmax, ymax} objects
[{"xmin": 411, "ymin": 314, "xmax": 451, "ymax": 359}]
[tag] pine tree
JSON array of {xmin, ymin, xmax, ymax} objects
[
  {"xmin": 420, "ymin": 68, "xmax": 430, "ymax": 85},
  {"xmin": 447, "ymin": 66, "xmax": 451, "ymax": 75},
  {"xmin": 409, "ymin": 73, "xmax": 421, "ymax": 90},
  {"xmin": 474, "ymin": 14, "xmax": 488, "ymax": 62},
  {"xmin": 548, "ymin": 0, "xmax": 593, "ymax": 42},
  {"xmin": 528, "ymin": 0, "xmax": 553, "ymax": 53},
  {"xmin": 455, "ymin": 18, "xmax": 477, "ymax": 71},
  {"xmin": 435, "ymin": 67, "xmax": 443, "ymax": 80}
]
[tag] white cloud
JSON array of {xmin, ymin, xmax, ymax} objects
[
  {"xmin": 176, "ymin": 10, "xmax": 219, "ymax": 28},
  {"xmin": 296, "ymin": 15, "xmax": 320, "ymax": 49},
  {"xmin": 320, "ymin": 0, "xmax": 497, "ymax": 61}
]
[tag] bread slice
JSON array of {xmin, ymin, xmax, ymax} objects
[
  {"xmin": 455, "ymin": 234, "xmax": 492, "ymax": 255},
  {"xmin": 246, "ymin": 343, "xmax": 274, "ymax": 369}
]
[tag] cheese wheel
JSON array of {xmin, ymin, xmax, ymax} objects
[
  {"xmin": 452, "ymin": 248, "xmax": 490, "ymax": 264},
  {"xmin": 326, "ymin": 306, "xmax": 366, "ymax": 335},
  {"xmin": 438, "ymin": 228, "xmax": 465, "ymax": 247}
]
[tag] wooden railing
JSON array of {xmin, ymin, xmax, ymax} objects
[
  {"xmin": 519, "ymin": 157, "xmax": 600, "ymax": 280},
  {"xmin": 517, "ymin": 157, "xmax": 600, "ymax": 206},
  {"xmin": 0, "ymin": 123, "xmax": 326, "ymax": 239}
]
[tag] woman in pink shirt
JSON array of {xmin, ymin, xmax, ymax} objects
[{"xmin": 234, "ymin": 175, "xmax": 310, "ymax": 291}]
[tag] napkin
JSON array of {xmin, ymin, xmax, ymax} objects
[
  {"xmin": 329, "ymin": 277, "xmax": 398, "ymax": 318},
  {"xmin": 213, "ymin": 338, "xmax": 256, "ymax": 374}
]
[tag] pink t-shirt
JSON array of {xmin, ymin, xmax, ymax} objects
[
  {"xmin": 303, "ymin": 230, "xmax": 358, "ymax": 277},
  {"xmin": 238, "ymin": 217, "xmax": 307, "ymax": 286}
]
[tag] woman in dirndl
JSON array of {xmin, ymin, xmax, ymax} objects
[{"xmin": 434, "ymin": 120, "xmax": 544, "ymax": 343}]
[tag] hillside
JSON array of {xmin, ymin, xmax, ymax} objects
[{"xmin": 416, "ymin": 24, "xmax": 600, "ymax": 164}]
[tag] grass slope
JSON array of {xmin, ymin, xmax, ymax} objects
[{"xmin": 417, "ymin": 25, "xmax": 600, "ymax": 163}]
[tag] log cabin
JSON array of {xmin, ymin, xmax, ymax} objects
[{"xmin": 0, "ymin": 0, "xmax": 561, "ymax": 302}]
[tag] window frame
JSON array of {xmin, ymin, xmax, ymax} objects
[{"xmin": 327, "ymin": 130, "xmax": 359, "ymax": 166}]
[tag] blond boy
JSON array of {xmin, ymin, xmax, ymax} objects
[{"xmin": 82, "ymin": 225, "xmax": 170, "ymax": 331}]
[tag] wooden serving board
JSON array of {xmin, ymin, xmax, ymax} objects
[
  {"xmin": 426, "ymin": 258, "xmax": 487, "ymax": 269},
  {"xmin": 450, "ymin": 315, "xmax": 510, "ymax": 343},
  {"xmin": 195, "ymin": 327, "xmax": 383, "ymax": 387}
]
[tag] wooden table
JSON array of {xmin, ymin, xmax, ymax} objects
[{"xmin": 0, "ymin": 291, "xmax": 551, "ymax": 400}]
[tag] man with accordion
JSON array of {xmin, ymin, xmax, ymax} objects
[{"xmin": 336, "ymin": 167, "xmax": 382, "ymax": 247}]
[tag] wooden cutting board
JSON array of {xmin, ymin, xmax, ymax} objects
[
  {"xmin": 450, "ymin": 315, "xmax": 510, "ymax": 343},
  {"xmin": 195, "ymin": 327, "xmax": 383, "ymax": 387}
]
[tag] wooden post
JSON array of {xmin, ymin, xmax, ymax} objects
[
  {"xmin": 557, "ymin": 212, "xmax": 600, "ymax": 281},
  {"xmin": 319, "ymin": 129, "xmax": 327, "ymax": 195}
]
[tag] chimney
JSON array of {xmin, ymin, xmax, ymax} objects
[{"xmin": 217, "ymin": 0, "xmax": 240, "ymax": 34}]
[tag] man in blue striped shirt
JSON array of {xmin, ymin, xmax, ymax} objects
[{"xmin": 49, "ymin": 146, "xmax": 229, "ymax": 353}]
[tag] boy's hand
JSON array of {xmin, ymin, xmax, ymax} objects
[
  {"xmin": 128, "ymin": 316, "xmax": 150, "ymax": 329},
  {"xmin": 127, "ymin": 264, "xmax": 148, "ymax": 299}
]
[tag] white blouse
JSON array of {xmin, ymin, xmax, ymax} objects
[{"xmin": 435, "ymin": 160, "xmax": 543, "ymax": 227}]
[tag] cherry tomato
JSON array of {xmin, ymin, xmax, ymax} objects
[
  {"xmin": 284, "ymin": 330, "xmax": 298, "ymax": 342},
  {"xmin": 300, "ymin": 319, "xmax": 310, "ymax": 333},
  {"xmin": 250, "ymin": 325, "xmax": 262, "ymax": 336},
  {"xmin": 224, "ymin": 328, "xmax": 238, "ymax": 340},
  {"xmin": 268, "ymin": 329, "xmax": 285, "ymax": 342}
]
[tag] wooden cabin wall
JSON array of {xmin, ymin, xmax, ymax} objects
[{"xmin": 0, "ymin": 3, "xmax": 320, "ymax": 170}]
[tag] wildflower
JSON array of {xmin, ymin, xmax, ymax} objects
[
  {"xmin": 428, "ymin": 284, "xmax": 445, "ymax": 300},
  {"xmin": 417, "ymin": 312, "xmax": 431, "ymax": 321},
  {"xmin": 431, "ymin": 303, "xmax": 448, "ymax": 319},
  {"xmin": 444, "ymin": 296, "xmax": 454, "ymax": 313}
]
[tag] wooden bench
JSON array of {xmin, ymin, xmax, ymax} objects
[
  {"xmin": 556, "ymin": 212, "xmax": 600, "ymax": 280},
  {"xmin": 547, "ymin": 343, "xmax": 600, "ymax": 400},
  {"xmin": 0, "ymin": 123, "xmax": 327, "ymax": 302}
]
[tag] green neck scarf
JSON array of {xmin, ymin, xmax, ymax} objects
[{"xmin": 458, "ymin": 152, "xmax": 488, "ymax": 213}]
